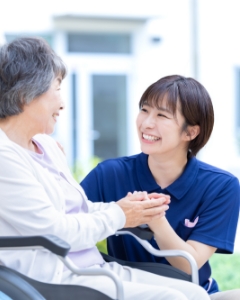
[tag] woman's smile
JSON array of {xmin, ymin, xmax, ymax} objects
[
  {"xmin": 142, "ymin": 133, "xmax": 161, "ymax": 142},
  {"xmin": 52, "ymin": 113, "xmax": 60, "ymax": 122}
]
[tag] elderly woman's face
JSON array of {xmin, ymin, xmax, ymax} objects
[{"xmin": 24, "ymin": 77, "xmax": 64, "ymax": 135}]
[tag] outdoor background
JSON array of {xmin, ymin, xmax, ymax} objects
[{"xmin": 1, "ymin": 0, "xmax": 240, "ymax": 290}]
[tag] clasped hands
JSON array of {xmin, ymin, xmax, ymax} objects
[{"xmin": 116, "ymin": 191, "xmax": 170, "ymax": 228}]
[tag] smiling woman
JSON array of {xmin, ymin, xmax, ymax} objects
[
  {"xmin": 23, "ymin": 76, "xmax": 64, "ymax": 136},
  {"xmin": 137, "ymin": 75, "xmax": 213, "ymax": 159},
  {"xmin": 0, "ymin": 37, "xmax": 66, "ymax": 151},
  {"xmin": 81, "ymin": 75, "xmax": 240, "ymax": 299},
  {"xmin": 136, "ymin": 76, "xmax": 211, "ymax": 189}
]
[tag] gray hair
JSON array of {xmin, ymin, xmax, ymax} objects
[{"xmin": 0, "ymin": 37, "xmax": 67, "ymax": 118}]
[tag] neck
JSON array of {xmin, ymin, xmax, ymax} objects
[
  {"xmin": 148, "ymin": 152, "xmax": 188, "ymax": 189},
  {"xmin": 0, "ymin": 115, "xmax": 39, "ymax": 152}
]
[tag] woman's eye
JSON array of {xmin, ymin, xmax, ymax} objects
[
  {"xmin": 141, "ymin": 108, "xmax": 148, "ymax": 112},
  {"xmin": 158, "ymin": 114, "xmax": 170, "ymax": 119}
]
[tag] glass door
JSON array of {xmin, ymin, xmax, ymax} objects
[
  {"xmin": 92, "ymin": 74, "xmax": 127, "ymax": 160},
  {"xmin": 56, "ymin": 53, "xmax": 132, "ymax": 167}
]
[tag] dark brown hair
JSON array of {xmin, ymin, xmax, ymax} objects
[{"xmin": 139, "ymin": 75, "xmax": 214, "ymax": 157}]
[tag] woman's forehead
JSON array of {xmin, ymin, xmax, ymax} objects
[
  {"xmin": 143, "ymin": 94, "xmax": 177, "ymax": 111},
  {"xmin": 143, "ymin": 96, "xmax": 185, "ymax": 121}
]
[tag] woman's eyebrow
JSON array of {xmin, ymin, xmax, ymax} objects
[
  {"xmin": 57, "ymin": 77, "xmax": 62, "ymax": 85},
  {"xmin": 142, "ymin": 102, "xmax": 173, "ymax": 114},
  {"xmin": 157, "ymin": 107, "xmax": 172, "ymax": 114}
]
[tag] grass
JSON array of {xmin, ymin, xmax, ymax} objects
[
  {"xmin": 210, "ymin": 252, "xmax": 240, "ymax": 290},
  {"xmin": 96, "ymin": 239, "xmax": 108, "ymax": 254}
]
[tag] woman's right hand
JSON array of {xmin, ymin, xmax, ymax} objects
[{"xmin": 116, "ymin": 192, "xmax": 169, "ymax": 228}]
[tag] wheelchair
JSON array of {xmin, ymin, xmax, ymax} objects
[{"xmin": 0, "ymin": 228, "xmax": 198, "ymax": 300}]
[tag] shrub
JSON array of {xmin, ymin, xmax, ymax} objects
[
  {"xmin": 72, "ymin": 156, "xmax": 102, "ymax": 182},
  {"xmin": 210, "ymin": 253, "xmax": 240, "ymax": 290}
]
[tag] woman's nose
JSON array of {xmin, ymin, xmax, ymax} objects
[
  {"xmin": 144, "ymin": 116, "xmax": 155, "ymax": 128},
  {"xmin": 60, "ymin": 100, "xmax": 65, "ymax": 110}
]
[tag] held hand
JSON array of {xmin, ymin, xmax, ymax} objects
[
  {"xmin": 144, "ymin": 193, "xmax": 170, "ymax": 232},
  {"xmin": 132, "ymin": 191, "xmax": 170, "ymax": 205},
  {"xmin": 116, "ymin": 192, "xmax": 169, "ymax": 228},
  {"xmin": 147, "ymin": 192, "xmax": 170, "ymax": 205},
  {"xmin": 148, "ymin": 193, "xmax": 170, "ymax": 232}
]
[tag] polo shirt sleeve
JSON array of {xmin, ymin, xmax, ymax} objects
[{"xmin": 187, "ymin": 175, "xmax": 240, "ymax": 254}]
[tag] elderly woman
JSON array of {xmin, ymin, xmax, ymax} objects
[{"xmin": 0, "ymin": 37, "xmax": 210, "ymax": 300}]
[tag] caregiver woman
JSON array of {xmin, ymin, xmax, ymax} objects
[{"xmin": 81, "ymin": 75, "xmax": 240, "ymax": 300}]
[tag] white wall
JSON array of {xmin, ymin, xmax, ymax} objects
[
  {"xmin": 196, "ymin": 0, "xmax": 240, "ymax": 179},
  {"xmin": 1, "ymin": 0, "xmax": 240, "ymax": 178},
  {"xmin": 127, "ymin": 0, "xmax": 194, "ymax": 156}
]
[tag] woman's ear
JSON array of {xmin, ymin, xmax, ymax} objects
[{"xmin": 185, "ymin": 125, "xmax": 200, "ymax": 141}]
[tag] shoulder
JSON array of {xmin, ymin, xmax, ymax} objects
[
  {"xmin": 0, "ymin": 129, "xmax": 31, "ymax": 162},
  {"xmin": 194, "ymin": 159, "xmax": 240, "ymax": 196},
  {"xmin": 0, "ymin": 131, "xmax": 38, "ymax": 176},
  {"xmin": 180, "ymin": 157, "xmax": 239, "ymax": 200},
  {"xmin": 34, "ymin": 134, "xmax": 66, "ymax": 160},
  {"xmin": 33, "ymin": 134, "xmax": 58, "ymax": 150},
  {"xmin": 198, "ymin": 159, "xmax": 236, "ymax": 176},
  {"xmin": 0, "ymin": 129, "xmax": 15, "ymax": 149},
  {"xmin": 197, "ymin": 159, "xmax": 239, "ymax": 182}
]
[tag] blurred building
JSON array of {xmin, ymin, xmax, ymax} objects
[{"xmin": 2, "ymin": 0, "xmax": 240, "ymax": 180}]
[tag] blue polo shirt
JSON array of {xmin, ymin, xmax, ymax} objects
[{"xmin": 81, "ymin": 153, "xmax": 240, "ymax": 294}]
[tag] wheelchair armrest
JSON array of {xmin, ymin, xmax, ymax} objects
[
  {"xmin": 0, "ymin": 235, "xmax": 70, "ymax": 257},
  {"xmin": 117, "ymin": 226, "xmax": 153, "ymax": 240},
  {"xmin": 0, "ymin": 235, "xmax": 124, "ymax": 300},
  {"xmin": 116, "ymin": 228, "xmax": 199, "ymax": 285}
]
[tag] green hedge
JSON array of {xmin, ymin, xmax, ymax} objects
[
  {"xmin": 210, "ymin": 252, "xmax": 240, "ymax": 290},
  {"xmin": 96, "ymin": 239, "xmax": 107, "ymax": 254}
]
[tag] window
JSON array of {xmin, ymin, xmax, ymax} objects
[
  {"xmin": 5, "ymin": 34, "xmax": 53, "ymax": 46},
  {"xmin": 92, "ymin": 74, "xmax": 127, "ymax": 159},
  {"xmin": 67, "ymin": 33, "xmax": 131, "ymax": 54}
]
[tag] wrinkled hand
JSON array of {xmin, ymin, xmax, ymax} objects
[{"xmin": 116, "ymin": 191, "xmax": 170, "ymax": 228}]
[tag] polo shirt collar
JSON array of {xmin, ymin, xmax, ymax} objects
[{"xmin": 136, "ymin": 152, "xmax": 199, "ymax": 200}]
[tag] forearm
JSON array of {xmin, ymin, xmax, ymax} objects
[
  {"xmin": 86, "ymin": 199, "xmax": 117, "ymax": 212},
  {"xmin": 66, "ymin": 204, "xmax": 125, "ymax": 250},
  {"xmin": 2, "ymin": 200, "xmax": 125, "ymax": 252},
  {"xmin": 149, "ymin": 217, "xmax": 207, "ymax": 274}
]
